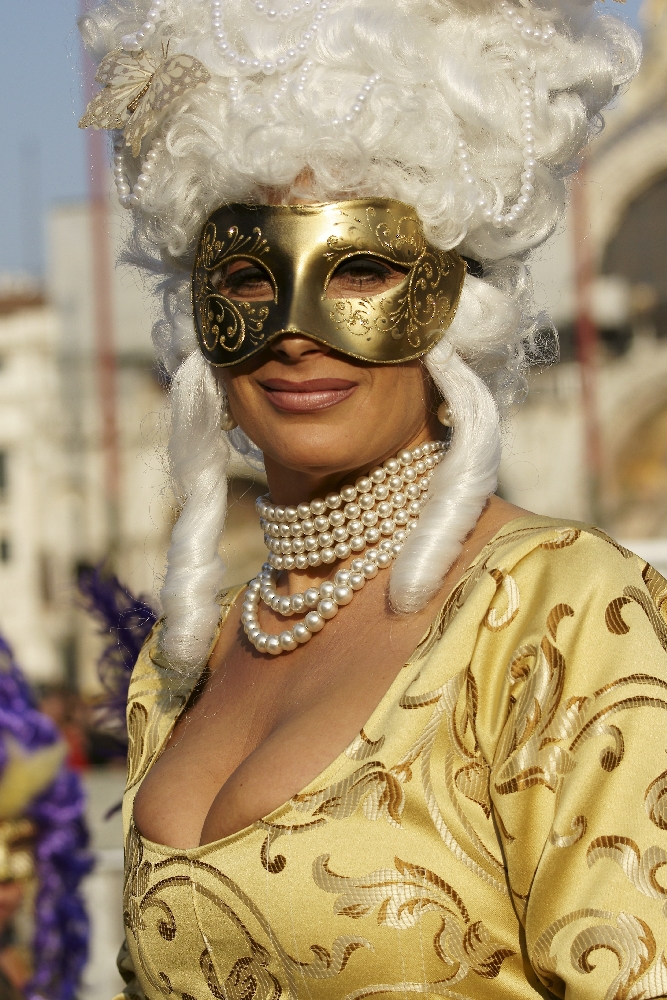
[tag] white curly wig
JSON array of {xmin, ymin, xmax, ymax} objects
[{"xmin": 79, "ymin": 0, "xmax": 640, "ymax": 675}]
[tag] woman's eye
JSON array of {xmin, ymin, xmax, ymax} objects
[
  {"xmin": 327, "ymin": 257, "xmax": 407, "ymax": 297},
  {"xmin": 214, "ymin": 262, "xmax": 274, "ymax": 301}
]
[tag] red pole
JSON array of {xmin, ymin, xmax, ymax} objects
[
  {"xmin": 80, "ymin": 3, "xmax": 121, "ymax": 557},
  {"xmin": 572, "ymin": 158, "xmax": 603, "ymax": 526}
]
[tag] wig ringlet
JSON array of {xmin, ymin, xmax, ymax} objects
[{"xmin": 80, "ymin": 0, "xmax": 640, "ymax": 674}]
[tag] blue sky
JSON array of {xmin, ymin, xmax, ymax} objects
[{"xmin": 0, "ymin": 0, "xmax": 645, "ymax": 277}]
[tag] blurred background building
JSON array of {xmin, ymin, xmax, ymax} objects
[{"xmin": 0, "ymin": 0, "xmax": 664, "ymax": 996}]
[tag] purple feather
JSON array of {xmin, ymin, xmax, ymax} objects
[
  {"xmin": 0, "ymin": 635, "xmax": 93, "ymax": 1000},
  {"xmin": 78, "ymin": 565, "xmax": 158, "ymax": 743}
]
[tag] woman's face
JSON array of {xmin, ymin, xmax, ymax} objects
[{"xmin": 219, "ymin": 255, "xmax": 441, "ymax": 493}]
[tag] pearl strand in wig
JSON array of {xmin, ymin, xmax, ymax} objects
[{"xmin": 159, "ymin": 351, "xmax": 231, "ymax": 673}]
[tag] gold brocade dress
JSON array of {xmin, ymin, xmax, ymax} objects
[{"xmin": 116, "ymin": 516, "xmax": 667, "ymax": 1000}]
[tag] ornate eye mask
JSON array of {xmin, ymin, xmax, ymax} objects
[{"xmin": 192, "ymin": 198, "xmax": 465, "ymax": 366}]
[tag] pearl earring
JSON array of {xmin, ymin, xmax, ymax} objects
[
  {"xmin": 437, "ymin": 401, "xmax": 453, "ymax": 426},
  {"xmin": 221, "ymin": 399, "xmax": 238, "ymax": 431}
]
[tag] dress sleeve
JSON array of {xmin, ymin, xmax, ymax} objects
[
  {"xmin": 472, "ymin": 529, "xmax": 667, "ymax": 1000},
  {"xmin": 114, "ymin": 935, "xmax": 146, "ymax": 1000}
]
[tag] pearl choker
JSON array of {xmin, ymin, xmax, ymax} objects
[{"xmin": 241, "ymin": 441, "xmax": 445, "ymax": 655}]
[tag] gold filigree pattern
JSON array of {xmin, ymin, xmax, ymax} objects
[
  {"xmin": 193, "ymin": 222, "xmax": 273, "ymax": 357},
  {"xmin": 313, "ymin": 854, "xmax": 515, "ymax": 988}
]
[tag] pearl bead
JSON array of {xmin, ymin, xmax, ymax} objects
[
  {"xmin": 384, "ymin": 458, "xmax": 400, "ymax": 474},
  {"xmin": 355, "ymin": 477, "xmax": 372, "ymax": 493},
  {"xmin": 332, "ymin": 526, "xmax": 349, "ymax": 542},
  {"xmin": 305, "ymin": 611, "xmax": 325, "ymax": 632},
  {"xmin": 280, "ymin": 631, "xmax": 298, "ymax": 651},
  {"xmin": 291, "ymin": 594, "xmax": 306, "ymax": 612},
  {"xmin": 365, "ymin": 527, "xmax": 381, "ymax": 544},
  {"xmin": 256, "ymin": 634, "xmax": 269, "ymax": 651},
  {"xmin": 340, "ymin": 485, "xmax": 357, "ymax": 502},
  {"xmin": 295, "ymin": 553, "xmax": 309, "ymax": 569},
  {"xmin": 335, "ymin": 542, "xmax": 351, "ymax": 560},
  {"xmin": 373, "ymin": 484, "xmax": 389, "ymax": 500},
  {"xmin": 310, "ymin": 499, "xmax": 326, "ymax": 515},
  {"xmin": 278, "ymin": 597, "xmax": 293, "ymax": 616},
  {"xmin": 326, "ymin": 492, "xmax": 342, "ymax": 509},
  {"xmin": 362, "ymin": 561, "xmax": 379, "ymax": 579},
  {"xmin": 349, "ymin": 573, "xmax": 365, "ymax": 590},
  {"xmin": 376, "ymin": 552, "xmax": 392, "ymax": 569},
  {"xmin": 297, "ymin": 503, "xmax": 311, "ymax": 519},
  {"xmin": 329, "ymin": 510, "xmax": 345, "ymax": 527},
  {"xmin": 267, "ymin": 636, "xmax": 283, "ymax": 655},
  {"xmin": 293, "ymin": 623, "xmax": 312, "ymax": 643},
  {"xmin": 333, "ymin": 585, "xmax": 353, "ymax": 605},
  {"xmin": 304, "ymin": 588, "xmax": 320, "ymax": 607},
  {"xmin": 317, "ymin": 599, "xmax": 338, "ymax": 620},
  {"xmin": 350, "ymin": 536, "xmax": 366, "ymax": 552}
]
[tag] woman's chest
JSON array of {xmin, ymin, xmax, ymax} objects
[
  {"xmin": 132, "ymin": 595, "xmax": 439, "ymax": 850},
  {"xmin": 123, "ymin": 657, "xmax": 529, "ymax": 1000}
]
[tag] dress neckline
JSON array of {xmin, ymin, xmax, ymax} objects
[{"xmin": 132, "ymin": 513, "xmax": 552, "ymax": 856}]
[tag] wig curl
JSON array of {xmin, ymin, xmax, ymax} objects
[{"xmin": 80, "ymin": 0, "xmax": 640, "ymax": 674}]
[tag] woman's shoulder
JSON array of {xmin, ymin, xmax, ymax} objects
[
  {"xmin": 479, "ymin": 512, "xmax": 646, "ymax": 578},
  {"xmin": 472, "ymin": 512, "xmax": 658, "ymax": 631},
  {"xmin": 415, "ymin": 512, "xmax": 658, "ymax": 664}
]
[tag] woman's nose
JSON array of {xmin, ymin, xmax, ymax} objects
[{"xmin": 271, "ymin": 333, "xmax": 330, "ymax": 361}]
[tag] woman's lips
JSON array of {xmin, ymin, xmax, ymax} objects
[{"xmin": 260, "ymin": 378, "xmax": 358, "ymax": 412}]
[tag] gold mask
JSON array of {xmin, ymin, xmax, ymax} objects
[{"xmin": 192, "ymin": 198, "xmax": 465, "ymax": 367}]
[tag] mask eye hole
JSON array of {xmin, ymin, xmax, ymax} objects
[
  {"xmin": 326, "ymin": 255, "xmax": 408, "ymax": 298},
  {"xmin": 211, "ymin": 259, "xmax": 274, "ymax": 302}
]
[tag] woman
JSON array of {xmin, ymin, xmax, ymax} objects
[{"xmin": 78, "ymin": 2, "xmax": 667, "ymax": 998}]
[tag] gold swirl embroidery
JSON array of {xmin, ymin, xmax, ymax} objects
[
  {"xmin": 646, "ymin": 769, "xmax": 667, "ymax": 830},
  {"xmin": 293, "ymin": 759, "xmax": 407, "ymax": 829},
  {"xmin": 587, "ymin": 835, "xmax": 667, "ymax": 915},
  {"xmin": 532, "ymin": 908, "xmax": 667, "ymax": 1000},
  {"xmin": 539, "ymin": 527, "xmax": 581, "ymax": 550},
  {"xmin": 345, "ymin": 728, "xmax": 386, "ymax": 761},
  {"xmin": 313, "ymin": 854, "xmax": 515, "ymax": 987},
  {"xmin": 605, "ymin": 584, "xmax": 667, "ymax": 651},
  {"xmin": 484, "ymin": 570, "xmax": 520, "ymax": 632}
]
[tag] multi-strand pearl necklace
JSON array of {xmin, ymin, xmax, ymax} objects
[
  {"xmin": 258, "ymin": 441, "xmax": 445, "ymax": 570},
  {"xmin": 241, "ymin": 442, "xmax": 445, "ymax": 655}
]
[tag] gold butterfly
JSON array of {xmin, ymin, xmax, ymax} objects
[{"xmin": 79, "ymin": 47, "xmax": 211, "ymax": 157}]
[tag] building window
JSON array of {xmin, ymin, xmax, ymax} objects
[{"xmin": 0, "ymin": 538, "xmax": 10, "ymax": 563}]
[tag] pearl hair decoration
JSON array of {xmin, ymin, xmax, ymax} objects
[
  {"xmin": 242, "ymin": 441, "xmax": 446, "ymax": 655},
  {"xmin": 499, "ymin": 0, "xmax": 555, "ymax": 45},
  {"xmin": 257, "ymin": 441, "xmax": 445, "ymax": 570},
  {"xmin": 454, "ymin": 1, "xmax": 554, "ymax": 229},
  {"xmin": 211, "ymin": 0, "xmax": 331, "ymax": 75},
  {"xmin": 211, "ymin": 0, "xmax": 381, "ymax": 124},
  {"xmin": 121, "ymin": 0, "xmax": 166, "ymax": 51},
  {"xmin": 113, "ymin": 136, "xmax": 164, "ymax": 210}
]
